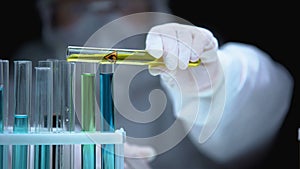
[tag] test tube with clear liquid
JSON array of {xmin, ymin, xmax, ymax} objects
[
  {"xmin": 34, "ymin": 67, "xmax": 53, "ymax": 169},
  {"xmin": 12, "ymin": 60, "xmax": 32, "ymax": 169}
]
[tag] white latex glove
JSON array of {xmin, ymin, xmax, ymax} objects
[
  {"xmin": 124, "ymin": 142, "xmax": 156, "ymax": 169},
  {"xmin": 145, "ymin": 23, "xmax": 224, "ymax": 126},
  {"xmin": 146, "ymin": 23, "xmax": 218, "ymax": 70},
  {"xmin": 146, "ymin": 23, "xmax": 294, "ymax": 168},
  {"xmin": 145, "ymin": 22, "xmax": 223, "ymax": 96}
]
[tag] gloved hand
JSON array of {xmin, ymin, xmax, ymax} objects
[
  {"xmin": 145, "ymin": 23, "xmax": 224, "ymax": 127},
  {"xmin": 124, "ymin": 142, "xmax": 156, "ymax": 169}
]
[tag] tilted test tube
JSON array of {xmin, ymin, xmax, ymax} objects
[{"xmin": 66, "ymin": 45, "xmax": 201, "ymax": 67}]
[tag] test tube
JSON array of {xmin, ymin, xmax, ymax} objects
[
  {"xmin": 0, "ymin": 60, "xmax": 9, "ymax": 169},
  {"xmin": 66, "ymin": 45, "xmax": 201, "ymax": 67},
  {"xmin": 59, "ymin": 61, "xmax": 75, "ymax": 132},
  {"xmin": 34, "ymin": 67, "xmax": 53, "ymax": 169},
  {"xmin": 0, "ymin": 61, "xmax": 3, "ymax": 169},
  {"xmin": 44, "ymin": 59, "xmax": 76, "ymax": 169},
  {"xmin": 81, "ymin": 73, "xmax": 96, "ymax": 169},
  {"xmin": 12, "ymin": 60, "xmax": 32, "ymax": 169},
  {"xmin": 61, "ymin": 61, "xmax": 76, "ymax": 169},
  {"xmin": 46, "ymin": 59, "xmax": 64, "ymax": 169},
  {"xmin": 0, "ymin": 60, "xmax": 9, "ymax": 131},
  {"xmin": 100, "ymin": 64, "xmax": 115, "ymax": 169},
  {"xmin": 48, "ymin": 59, "xmax": 63, "ymax": 132}
]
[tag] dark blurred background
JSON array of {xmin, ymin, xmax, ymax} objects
[
  {"xmin": 0, "ymin": 0, "xmax": 298, "ymax": 168},
  {"xmin": 169, "ymin": 2, "xmax": 299, "ymax": 168}
]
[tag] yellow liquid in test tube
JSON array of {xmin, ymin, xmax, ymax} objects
[{"xmin": 66, "ymin": 46, "xmax": 201, "ymax": 67}]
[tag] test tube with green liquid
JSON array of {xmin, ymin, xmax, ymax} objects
[
  {"xmin": 13, "ymin": 60, "xmax": 32, "ymax": 169},
  {"xmin": 100, "ymin": 64, "xmax": 115, "ymax": 169},
  {"xmin": 34, "ymin": 67, "xmax": 53, "ymax": 169},
  {"xmin": 66, "ymin": 45, "xmax": 201, "ymax": 67},
  {"xmin": 81, "ymin": 73, "xmax": 96, "ymax": 169}
]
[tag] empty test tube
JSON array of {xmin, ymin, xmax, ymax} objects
[
  {"xmin": 58, "ymin": 61, "xmax": 76, "ymax": 169},
  {"xmin": 12, "ymin": 60, "xmax": 32, "ymax": 169},
  {"xmin": 34, "ymin": 67, "xmax": 53, "ymax": 169},
  {"xmin": 66, "ymin": 46, "xmax": 201, "ymax": 67},
  {"xmin": 0, "ymin": 60, "xmax": 9, "ymax": 132},
  {"xmin": 43, "ymin": 59, "xmax": 76, "ymax": 169},
  {"xmin": 34, "ymin": 66, "xmax": 53, "ymax": 132}
]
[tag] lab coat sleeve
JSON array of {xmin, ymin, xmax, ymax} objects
[{"xmin": 162, "ymin": 42, "xmax": 294, "ymax": 167}]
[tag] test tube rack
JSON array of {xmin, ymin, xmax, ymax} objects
[
  {"xmin": 0, "ymin": 129, "xmax": 126, "ymax": 169},
  {"xmin": 0, "ymin": 59, "xmax": 126, "ymax": 169}
]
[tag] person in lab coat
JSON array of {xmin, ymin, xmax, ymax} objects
[{"xmin": 11, "ymin": 0, "xmax": 294, "ymax": 169}]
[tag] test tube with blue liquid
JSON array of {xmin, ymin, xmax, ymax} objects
[
  {"xmin": 12, "ymin": 60, "xmax": 32, "ymax": 169},
  {"xmin": 34, "ymin": 67, "xmax": 53, "ymax": 169},
  {"xmin": 100, "ymin": 64, "xmax": 115, "ymax": 169},
  {"xmin": 0, "ymin": 60, "xmax": 9, "ymax": 169}
]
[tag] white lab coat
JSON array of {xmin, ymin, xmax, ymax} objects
[
  {"xmin": 113, "ymin": 42, "xmax": 293, "ymax": 169},
  {"xmin": 185, "ymin": 42, "xmax": 293, "ymax": 168}
]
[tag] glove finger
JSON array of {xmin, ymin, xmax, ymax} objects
[
  {"xmin": 148, "ymin": 65, "xmax": 164, "ymax": 76},
  {"xmin": 160, "ymin": 30, "xmax": 178, "ymax": 70},
  {"xmin": 190, "ymin": 28, "xmax": 206, "ymax": 62},
  {"xmin": 191, "ymin": 27, "xmax": 217, "ymax": 63},
  {"xmin": 177, "ymin": 30, "xmax": 192, "ymax": 70},
  {"xmin": 145, "ymin": 31, "xmax": 164, "ymax": 59}
]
